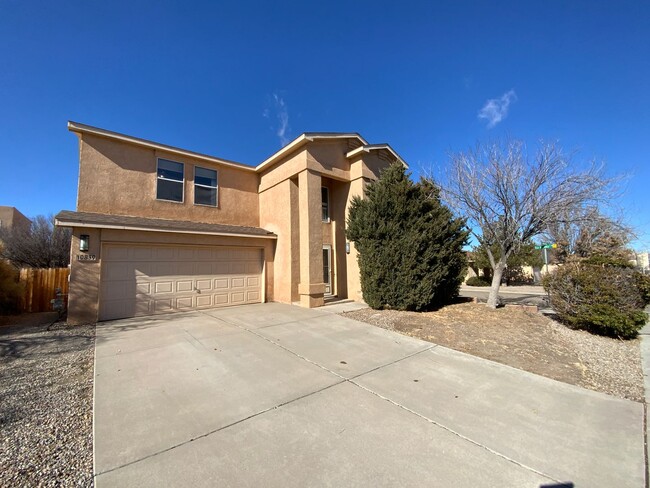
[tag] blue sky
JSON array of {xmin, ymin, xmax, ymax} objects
[{"xmin": 1, "ymin": 1, "xmax": 649, "ymax": 248}]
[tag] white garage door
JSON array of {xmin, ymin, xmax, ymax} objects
[{"xmin": 99, "ymin": 244, "xmax": 263, "ymax": 321}]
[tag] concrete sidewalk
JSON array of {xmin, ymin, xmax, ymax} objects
[{"xmin": 93, "ymin": 303, "xmax": 645, "ymax": 487}]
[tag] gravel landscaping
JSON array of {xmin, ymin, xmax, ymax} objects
[
  {"xmin": 343, "ymin": 302, "xmax": 644, "ymax": 402},
  {"xmin": 0, "ymin": 314, "xmax": 95, "ymax": 487}
]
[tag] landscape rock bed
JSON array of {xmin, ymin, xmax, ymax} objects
[
  {"xmin": 0, "ymin": 317, "xmax": 95, "ymax": 487},
  {"xmin": 343, "ymin": 302, "xmax": 644, "ymax": 402}
]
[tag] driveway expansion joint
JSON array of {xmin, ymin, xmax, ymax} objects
[
  {"xmin": 349, "ymin": 378, "xmax": 561, "ymax": 484},
  {"xmin": 95, "ymin": 378, "xmax": 349, "ymax": 477}
]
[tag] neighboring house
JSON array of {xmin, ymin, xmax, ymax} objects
[
  {"xmin": 0, "ymin": 206, "xmax": 31, "ymax": 233},
  {"xmin": 631, "ymin": 251, "xmax": 650, "ymax": 274},
  {"xmin": 57, "ymin": 122, "xmax": 405, "ymax": 324}
]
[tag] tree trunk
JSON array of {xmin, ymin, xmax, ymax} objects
[{"xmin": 486, "ymin": 260, "xmax": 506, "ymax": 308}]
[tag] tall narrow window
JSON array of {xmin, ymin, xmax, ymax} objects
[
  {"xmin": 321, "ymin": 187, "xmax": 330, "ymax": 222},
  {"xmin": 157, "ymin": 159, "xmax": 184, "ymax": 202},
  {"xmin": 194, "ymin": 166, "xmax": 218, "ymax": 207}
]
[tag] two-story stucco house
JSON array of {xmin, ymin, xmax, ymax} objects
[{"xmin": 56, "ymin": 122, "xmax": 405, "ymax": 324}]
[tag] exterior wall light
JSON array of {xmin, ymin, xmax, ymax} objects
[
  {"xmin": 80, "ymin": 234, "xmax": 90, "ymax": 252},
  {"xmin": 345, "ymin": 241, "xmax": 351, "ymax": 254}
]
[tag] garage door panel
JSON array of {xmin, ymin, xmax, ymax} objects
[
  {"xmin": 213, "ymin": 249, "xmax": 229, "ymax": 261},
  {"xmin": 196, "ymin": 279, "xmax": 212, "ymax": 291},
  {"xmin": 230, "ymin": 262, "xmax": 247, "ymax": 274},
  {"xmin": 196, "ymin": 295, "xmax": 212, "ymax": 307},
  {"xmin": 177, "ymin": 262, "xmax": 194, "ymax": 275},
  {"xmin": 104, "ymin": 263, "xmax": 130, "ymax": 281},
  {"xmin": 212, "ymin": 262, "xmax": 229, "ymax": 274},
  {"xmin": 154, "ymin": 281, "xmax": 174, "ymax": 294},
  {"xmin": 154, "ymin": 299, "xmax": 173, "ymax": 312},
  {"xmin": 194, "ymin": 248, "xmax": 212, "ymax": 261},
  {"xmin": 176, "ymin": 280, "xmax": 193, "ymax": 292},
  {"xmin": 136, "ymin": 281, "xmax": 151, "ymax": 295},
  {"xmin": 135, "ymin": 300, "xmax": 151, "ymax": 315},
  {"xmin": 214, "ymin": 278, "xmax": 229, "ymax": 289},
  {"xmin": 132, "ymin": 247, "xmax": 153, "ymax": 261},
  {"xmin": 151, "ymin": 262, "xmax": 175, "ymax": 276},
  {"xmin": 103, "ymin": 246, "xmax": 129, "ymax": 261},
  {"xmin": 100, "ymin": 244, "xmax": 263, "ymax": 320},
  {"xmin": 103, "ymin": 281, "xmax": 137, "ymax": 301},
  {"xmin": 177, "ymin": 297, "xmax": 194, "ymax": 309}
]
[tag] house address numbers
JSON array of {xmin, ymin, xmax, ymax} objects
[{"xmin": 77, "ymin": 254, "xmax": 97, "ymax": 261}]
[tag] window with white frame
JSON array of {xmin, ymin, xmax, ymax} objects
[
  {"xmin": 322, "ymin": 187, "xmax": 330, "ymax": 222},
  {"xmin": 157, "ymin": 159, "xmax": 184, "ymax": 202},
  {"xmin": 194, "ymin": 166, "xmax": 218, "ymax": 207}
]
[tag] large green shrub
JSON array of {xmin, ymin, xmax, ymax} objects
[
  {"xmin": 543, "ymin": 261, "xmax": 648, "ymax": 339},
  {"xmin": 466, "ymin": 276, "xmax": 491, "ymax": 287},
  {"xmin": 346, "ymin": 163, "xmax": 468, "ymax": 311},
  {"xmin": 0, "ymin": 261, "xmax": 23, "ymax": 314}
]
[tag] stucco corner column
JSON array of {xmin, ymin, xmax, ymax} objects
[{"xmin": 298, "ymin": 169, "xmax": 325, "ymax": 308}]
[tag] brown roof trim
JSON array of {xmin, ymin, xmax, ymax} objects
[
  {"xmin": 68, "ymin": 121, "xmax": 256, "ymax": 172},
  {"xmin": 55, "ymin": 211, "xmax": 277, "ymax": 239},
  {"xmin": 254, "ymin": 132, "xmax": 369, "ymax": 173},
  {"xmin": 345, "ymin": 144, "xmax": 408, "ymax": 168}
]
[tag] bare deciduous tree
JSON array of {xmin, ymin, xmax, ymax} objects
[
  {"xmin": 0, "ymin": 214, "xmax": 71, "ymax": 268},
  {"xmin": 544, "ymin": 206, "xmax": 633, "ymax": 263},
  {"xmin": 438, "ymin": 139, "xmax": 616, "ymax": 308}
]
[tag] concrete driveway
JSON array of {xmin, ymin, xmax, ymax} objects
[{"xmin": 94, "ymin": 303, "xmax": 645, "ymax": 487}]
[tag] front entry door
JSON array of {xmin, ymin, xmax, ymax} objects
[{"xmin": 323, "ymin": 246, "xmax": 332, "ymax": 295}]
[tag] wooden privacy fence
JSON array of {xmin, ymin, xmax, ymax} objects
[{"xmin": 19, "ymin": 268, "xmax": 70, "ymax": 313}]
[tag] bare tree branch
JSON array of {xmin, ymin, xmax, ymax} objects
[
  {"xmin": 433, "ymin": 139, "xmax": 622, "ymax": 308},
  {"xmin": 0, "ymin": 214, "xmax": 71, "ymax": 268}
]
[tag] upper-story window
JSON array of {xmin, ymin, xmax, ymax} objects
[
  {"xmin": 194, "ymin": 167, "xmax": 218, "ymax": 207},
  {"xmin": 157, "ymin": 159, "xmax": 184, "ymax": 202},
  {"xmin": 322, "ymin": 187, "xmax": 330, "ymax": 222}
]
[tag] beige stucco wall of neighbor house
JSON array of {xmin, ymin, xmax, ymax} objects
[
  {"xmin": 75, "ymin": 133, "xmax": 260, "ymax": 227},
  {"xmin": 0, "ymin": 206, "xmax": 31, "ymax": 232},
  {"xmin": 66, "ymin": 227, "xmax": 274, "ymax": 324}
]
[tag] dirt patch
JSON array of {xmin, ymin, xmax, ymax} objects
[{"xmin": 343, "ymin": 302, "xmax": 643, "ymax": 402}]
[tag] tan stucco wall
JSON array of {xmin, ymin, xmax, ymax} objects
[
  {"xmin": 68, "ymin": 229, "xmax": 103, "ymax": 324},
  {"xmin": 66, "ymin": 227, "xmax": 274, "ymax": 324},
  {"xmin": 76, "ymin": 134, "xmax": 260, "ymax": 226},
  {"xmin": 258, "ymin": 149, "xmax": 309, "ymax": 193},
  {"xmin": 330, "ymin": 179, "xmax": 349, "ymax": 298},
  {"xmin": 259, "ymin": 179, "xmax": 297, "ymax": 304},
  {"xmin": 297, "ymin": 169, "xmax": 325, "ymax": 307},
  {"xmin": 344, "ymin": 177, "xmax": 367, "ymax": 302}
]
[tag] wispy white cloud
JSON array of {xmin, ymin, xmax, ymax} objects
[
  {"xmin": 264, "ymin": 93, "xmax": 291, "ymax": 146},
  {"xmin": 478, "ymin": 90, "xmax": 517, "ymax": 128}
]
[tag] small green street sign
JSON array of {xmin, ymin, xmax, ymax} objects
[{"xmin": 535, "ymin": 243, "xmax": 557, "ymax": 249}]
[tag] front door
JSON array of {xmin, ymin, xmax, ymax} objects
[{"xmin": 323, "ymin": 246, "xmax": 332, "ymax": 295}]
